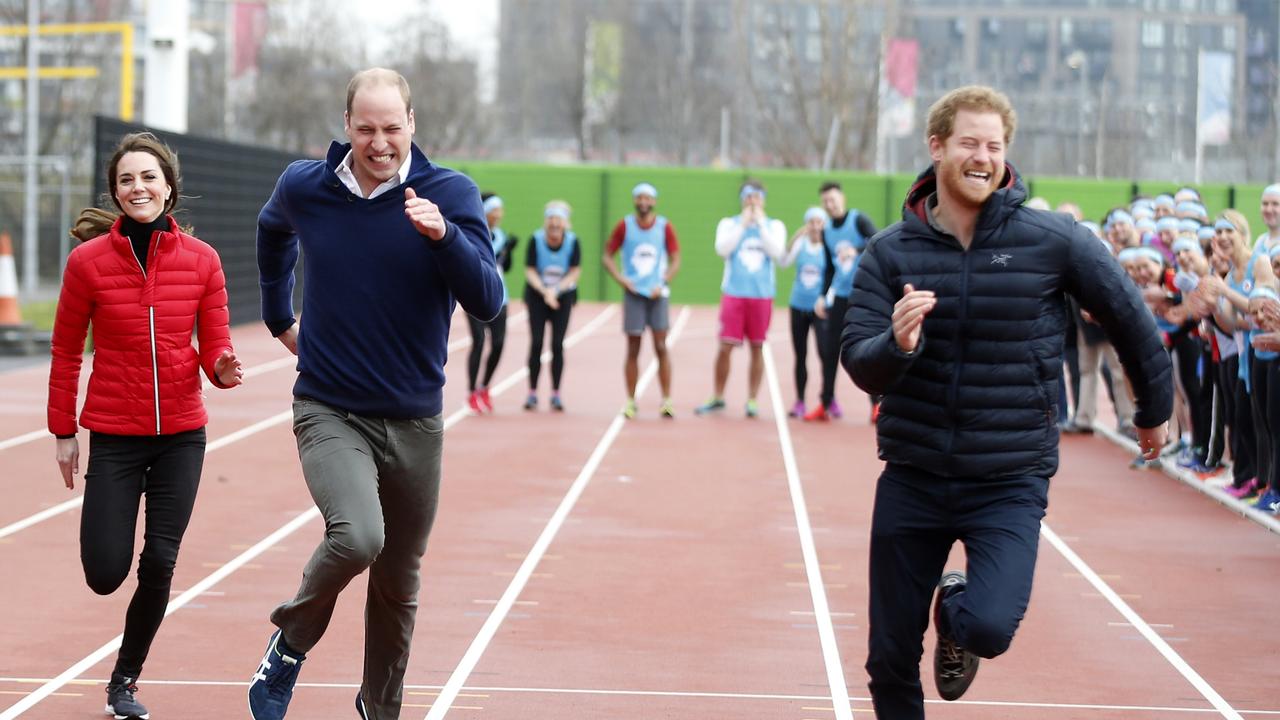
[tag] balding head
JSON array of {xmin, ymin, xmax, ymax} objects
[{"xmin": 346, "ymin": 68, "xmax": 412, "ymax": 116}]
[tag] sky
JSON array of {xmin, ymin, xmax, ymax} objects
[{"xmin": 357, "ymin": 0, "xmax": 500, "ymax": 101}]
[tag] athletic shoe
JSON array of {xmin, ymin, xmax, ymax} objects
[
  {"xmin": 355, "ymin": 691, "xmax": 368, "ymax": 719},
  {"xmin": 660, "ymin": 400, "xmax": 676, "ymax": 419},
  {"xmin": 1252, "ymin": 488, "xmax": 1280, "ymax": 514},
  {"xmin": 477, "ymin": 387, "xmax": 494, "ymax": 413},
  {"xmin": 249, "ymin": 630, "xmax": 306, "ymax": 720},
  {"xmin": 788, "ymin": 401, "xmax": 805, "ymax": 418},
  {"xmin": 467, "ymin": 390, "xmax": 483, "ymax": 414},
  {"xmin": 550, "ymin": 393, "xmax": 564, "ymax": 412},
  {"xmin": 523, "ymin": 393, "xmax": 537, "ymax": 411},
  {"xmin": 827, "ymin": 399, "xmax": 843, "ymax": 419},
  {"xmin": 1223, "ymin": 477, "xmax": 1260, "ymax": 499},
  {"xmin": 933, "ymin": 571, "xmax": 979, "ymax": 701},
  {"xmin": 694, "ymin": 397, "xmax": 726, "ymax": 415},
  {"xmin": 802, "ymin": 404, "xmax": 829, "ymax": 422},
  {"xmin": 1129, "ymin": 454, "xmax": 1157, "ymax": 470},
  {"xmin": 745, "ymin": 399, "xmax": 759, "ymax": 418},
  {"xmin": 105, "ymin": 674, "xmax": 149, "ymax": 720},
  {"xmin": 622, "ymin": 399, "xmax": 638, "ymax": 419}
]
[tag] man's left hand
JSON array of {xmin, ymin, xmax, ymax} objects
[
  {"xmin": 405, "ymin": 187, "xmax": 447, "ymax": 241},
  {"xmin": 1135, "ymin": 422, "xmax": 1169, "ymax": 461}
]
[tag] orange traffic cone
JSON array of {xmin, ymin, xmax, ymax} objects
[{"xmin": 0, "ymin": 232, "xmax": 21, "ymax": 325}]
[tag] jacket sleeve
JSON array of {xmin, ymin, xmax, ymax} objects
[
  {"xmin": 1063, "ymin": 224, "xmax": 1173, "ymax": 429},
  {"xmin": 196, "ymin": 244, "xmax": 235, "ymax": 388},
  {"xmin": 839, "ymin": 236, "xmax": 922, "ymax": 395},
  {"xmin": 257, "ymin": 170, "xmax": 300, "ymax": 337},
  {"xmin": 47, "ymin": 250, "xmax": 94, "ymax": 436},
  {"xmin": 428, "ymin": 178, "xmax": 504, "ymax": 322}
]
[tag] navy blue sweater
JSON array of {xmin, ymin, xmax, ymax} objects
[{"xmin": 257, "ymin": 142, "xmax": 504, "ymax": 418}]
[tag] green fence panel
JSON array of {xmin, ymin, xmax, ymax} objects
[
  {"xmin": 1025, "ymin": 177, "xmax": 1133, "ymax": 224},
  {"xmin": 452, "ymin": 162, "xmax": 607, "ymax": 303}
]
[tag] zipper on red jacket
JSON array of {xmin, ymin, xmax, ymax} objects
[{"xmin": 128, "ymin": 238, "xmax": 163, "ymax": 435}]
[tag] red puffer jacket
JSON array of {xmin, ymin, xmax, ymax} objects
[{"xmin": 48, "ymin": 216, "xmax": 234, "ymax": 437}]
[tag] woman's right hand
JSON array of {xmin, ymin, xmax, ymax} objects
[
  {"xmin": 543, "ymin": 288, "xmax": 560, "ymax": 310},
  {"xmin": 56, "ymin": 436, "xmax": 79, "ymax": 490}
]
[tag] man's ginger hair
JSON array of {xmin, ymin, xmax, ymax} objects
[{"xmin": 925, "ymin": 85, "xmax": 1017, "ymax": 146}]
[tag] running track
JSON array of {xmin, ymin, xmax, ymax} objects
[{"xmin": 0, "ymin": 303, "xmax": 1275, "ymax": 719}]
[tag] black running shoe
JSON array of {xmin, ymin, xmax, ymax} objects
[
  {"xmin": 105, "ymin": 674, "xmax": 150, "ymax": 719},
  {"xmin": 355, "ymin": 691, "xmax": 368, "ymax": 719},
  {"xmin": 933, "ymin": 570, "xmax": 979, "ymax": 701}
]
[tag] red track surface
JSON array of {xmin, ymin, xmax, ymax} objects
[{"xmin": 0, "ymin": 303, "xmax": 1274, "ymax": 719}]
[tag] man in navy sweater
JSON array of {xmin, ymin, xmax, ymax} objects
[{"xmin": 249, "ymin": 68, "xmax": 503, "ymax": 720}]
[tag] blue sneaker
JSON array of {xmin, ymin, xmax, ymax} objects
[
  {"xmin": 1252, "ymin": 489, "xmax": 1280, "ymax": 514},
  {"xmin": 248, "ymin": 630, "xmax": 306, "ymax": 719},
  {"xmin": 694, "ymin": 397, "xmax": 726, "ymax": 415}
]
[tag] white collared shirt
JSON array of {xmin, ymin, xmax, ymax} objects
[{"xmin": 335, "ymin": 150, "xmax": 412, "ymax": 199}]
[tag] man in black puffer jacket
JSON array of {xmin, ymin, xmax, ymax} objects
[{"xmin": 841, "ymin": 86, "xmax": 1173, "ymax": 719}]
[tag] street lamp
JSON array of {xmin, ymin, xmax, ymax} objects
[{"xmin": 1066, "ymin": 49, "xmax": 1088, "ymax": 177}]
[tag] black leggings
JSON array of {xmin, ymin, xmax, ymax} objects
[
  {"xmin": 1251, "ymin": 355, "xmax": 1275, "ymax": 493},
  {"xmin": 819, "ymin": 295, "xmax": 850, "ymax": 407},
  {"xmin": 467, "ymin": 305, "xmax": 508, "ymax": 391},
  {"xmin": 527, "ymin": 290, "xmax": 573, "ymax": 391},
  {"xmin": 1170, "ymin": 331, "xmax": 1210, "ymax": 462},
  {"xmin": 81, "ymin": 428, "xmax": 206, "ymax": 679},
  {"xmin": 1219, "ymin": 356, "xmax": 1256, "ymax": 486},
  {"xmin": 790, "ymin": 307, "xmax": 828, "ymax": 401}
]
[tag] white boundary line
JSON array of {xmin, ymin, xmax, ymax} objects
[
  {"xmin": 423, "ymin": 306, "xmax": 690, "ymax": 720},
  {"xmin": 761, "ymin": 344, "xmax": 853, "ymax": 720},
  {"xmin": 1039, "ymin": 522, "xmax": 1243, "ymax": 719},
  {"xmin": 0, "ymin": 304, "xmax": 612, "ymax": 719},
  {"xmin": 1093, "ymin": 424, "xmax": 1280, "ymax": 535}
]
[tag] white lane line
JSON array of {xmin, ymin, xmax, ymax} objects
[
  {"xmin": 0, "ymin": 304, "xmax": 612, "ymax": 718},
  {"xmin": 762, "ymin": 343, "xmax": 852, "ymax": 720},
  {"xmin": 0, "ymin": 430, "xmax": 44, "ymax": 453},
  {"xmin": 0, "ymin": 508, "xmax": 321, "ymax": 720},
  {"xmin": 1040, "ymin": 523, "xmax": 1243, "ymax": 719},
  {"xmin": 423, "ymin": 306, "xmax": 690, "ymax": 720},
  {"xmin": 0, "ymin": 677, "xmax": 1262, "ymax": 714}
]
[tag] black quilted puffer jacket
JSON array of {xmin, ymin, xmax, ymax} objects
[{"xmin": 841, "ymin": 164, "xmax": 1172, "ymax": 480}]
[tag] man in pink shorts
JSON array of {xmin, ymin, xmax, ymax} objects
[{"xmin": 695, "ymin": 180, "xmax": 787, "ymax": 417}]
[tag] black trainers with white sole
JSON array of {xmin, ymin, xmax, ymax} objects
[
  {"xmin": 932, "ymin": 570, "xmax": 980, "ymax": 701},
  {"xmin": 105, "ymin": 674, "xmax": 150, "ymax": 719}
]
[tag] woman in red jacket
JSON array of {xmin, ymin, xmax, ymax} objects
[{"xmin": 47, "ymin": 132, "xmax": 243, "ymax": 720}]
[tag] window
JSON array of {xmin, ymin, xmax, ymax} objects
[
  {"xmin": 1142, "ymin": 21, "xmax": 1165, "ymax": 48},
  {"xmin": 1223, "ymin": 25, "xmax": 1236, "ymax": 51}
]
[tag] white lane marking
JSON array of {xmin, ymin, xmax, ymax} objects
[
  {"xmin": 1040, "ymin": 523, "xmax": 1243, "ymax": 719},
  {"xmin": 422, "ymin": 306, "xmax": 690, "ymax": 720},
  {"xmin": 762, "ymin": 343, "xmax": 852, "ymax": 720}
]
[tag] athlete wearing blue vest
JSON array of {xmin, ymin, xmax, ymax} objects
[
  {"xmin": 809, "ymin": 181, "xmax": 878, "ymax": 422},
  {"xmin": 780, "ymin": 206, "xmax": 830, "ymax": 418},
  {"xmin": 524, "ymin": 201, "xmax": 582, "ymax": 411},
  {"xmin": 467, "ymin": 193, "xmax": 519, "ymax": 414},
  {"xmin": 603, "ymin": 182, "xmax": 682, "ymax": 419},
  {"xmin": 695, "ymin": 180, "xmax": 786, "ymax": 418}
]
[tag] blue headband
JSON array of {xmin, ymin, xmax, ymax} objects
[
  {"xmin": 1156, "ymin": 217, "xmax": 1179, "ymax": 232},
  {"xmin": 1172, "ymin": 238, "xmax": 1202, "ymax": 256},
  {"xmin": 1136, "ymin": 218, "xmax": 1156, "ymax": 232},
  {"xmin": 804, "ymin": 206, "xmax": 827, "ymax": 223},
  {"xmin": 1264, "ymin": 184, "xmax": 1280, "ymax": 200},
  {"xmin": 1155, "ymin": 194, "xmax": 1175, "ymax": 208},
  {"xmin": 544, "ymin": 206, "xmax": 570, "ymax": 221},
  {"xmin": 1175, "ymin": 188, "xmax": 1200, "ymax": 203},
  {"xmin": 1178, "ymin": 218, "xmax": 1201, "ymax": 234},
  {"xmin": 1109, "ymin": 210, "xmax": 1134, "ymax": 226},
  {"xmin": 632, "ymin": 182, "xmax": 658, "ymax": 199},
  {"xmin": 1197, "ymin": 226, "xmax": 1215, "ymax": 241},
  {"xmin": 740, "ymin": 185, "xmax": 765, "ymax": 202},
  {"xmin": 1118, "ymin": 247, "xmax": 1164, "ymax": 265},
  {"xmin": 1214, "ymin": 218, "xmax": 1237, "ymax": 231},
  {"xmin": 1251, "ymin": 286, "xmax": 1280, "ymax": 302},
  {"xmin": 482, "ymin": 196, "xmax": 503, "ymax": 214}
]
